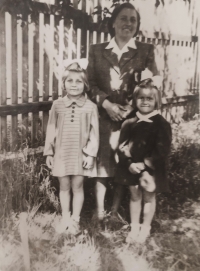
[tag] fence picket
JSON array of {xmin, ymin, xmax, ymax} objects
[
  {"xmin": 22, "ymin": 21, "xmax": 29, "ymax": 144},
  {"xmin": 0, "ymin": 13, "xmax": 7, "ymax": 151},
  {"xmin": 11, "ymin": 15, "xmax": 18, "ymax": 151},
  {"xmin": 32, "ymin": 16, "xmax": 39, "ymax": 147}
]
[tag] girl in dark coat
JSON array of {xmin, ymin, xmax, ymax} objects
[{"xmin": 116, "ymin": 78, "xmax": 172, "ymax": 243}]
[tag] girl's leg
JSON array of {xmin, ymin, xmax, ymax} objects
[
  {"xmin": 138, "ymin": 191, "xmax": 156, "ymax": 243},
  {"xmin": 143, "ymin": 191, "xmax": 156, "ymax": 226},
  {"xmin": 69, "ymin": 175, "xmax": 84, "ymax": 235},
  {"xmin": 95, "ymin": 178, "xmax": 107, "ymax": 219},
  {"xmin": 56, "ymin": 176, "xmax": 71, "ymax": 233},
  {"xmin": 71, "ymin": 175, "xmax": 85, "ymax": 220},
  {"xmin": 126, "ymin": 185, "xmax": 142, "ymax": 243},
  {"xmin": 129, "ymin": 185, "xmax": 142, "ymax": 224}
]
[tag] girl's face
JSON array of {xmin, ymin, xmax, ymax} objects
[
  {"xmin": 113, "ymin": 8, "xmax": 138, "ymax": 42},
  {"xmin": 136, "ymin": 88, "xmax": 156, "ymax": 115},
  {"xmin": 64, "ymin": 71, "xmax": 84, "ymax": 98}
]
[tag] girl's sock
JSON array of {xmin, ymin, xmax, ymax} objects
[
  {"xmin": 137, "ymin": 224, "xmax": 151, "ymax": 243},
  {"xmin": 126, "ymin": 223, "xmax": 140, "ymax": 243},
  {"xmin": 69, "ymin": 215, "xmax": 80, "ymax": 235},
  {"xmin": 55, "ymin": 211, "xmax": 71, "ymax": 234}
]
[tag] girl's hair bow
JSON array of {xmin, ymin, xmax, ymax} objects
[
  {"xmin": 140, "ymin": 68, "xmax": 162, "ymax": 89},
  {"xmin": 63, "ymin": 58, "xmax": 88, "ymax": 71}
]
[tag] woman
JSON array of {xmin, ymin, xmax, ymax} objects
[{"xmin": 87, "ymin": 2, "xmax": 159, "ymax": 223}]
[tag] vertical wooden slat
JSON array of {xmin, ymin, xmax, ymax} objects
[
  {"xmin": 39, "ymin": 13, "xmax": 45, "ymax": 142},
  {"xmin": 11, "ymin": 15, "xmax": 18, "ymax": 151},
  {"xmin": 39, "ymin": 13, "xmax": 44, "ymax": 100},
  {"xmin": 58, "ymin": 18, "xmax": 64, "ymax": 97},
  {"xmin": 0, "ymin": 12, "xmax": 7, "ymax": 151},
  {"xmin": 81, "ymin": 0, "xmax": 87, "ymax": 58},
  {"xmin": 21, "ymin": 20, "xmax": 28, "ymax": 145},
  {"xmin": 43, "ymin": 14, "xmax": 50, "ymax": 141},
  {"xmin": 53, "ymin": 15, "xmax": 58, "ymax": 100},
  {"xmin": 43, "ymin": 14, "xmax": 50, "ymax": 101},
  {"xmin": 32, "ymin": 15, "xmax": 39, "ymax": 147}
]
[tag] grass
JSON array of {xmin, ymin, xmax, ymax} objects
[{"xmin": 0, "ymin": 118, "xmax": 200, "ymax": 271}]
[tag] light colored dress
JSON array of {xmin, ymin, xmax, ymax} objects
[{"xmin": 43, "ymin": 94, "xmax": 99, "ymax": 177}]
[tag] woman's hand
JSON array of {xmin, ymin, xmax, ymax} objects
[
  {"xmin": 46, "ymin": 156, "xmax": 54, "ymax": 169},
  {"xmin": 102, "ymin": 99, "xmax": 124, "ymax": 121},
  {"xmin": 129, "ymin": 162, "xmax": 145, "ymax": 174},
  {"xmin": 83, "ymin": 155, "xmax": 94, "ymax": 169},
  {"xmin": 119, "ymin": 105, "xmax": 133, "ymax": 118}
]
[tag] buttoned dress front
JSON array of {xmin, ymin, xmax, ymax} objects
[{"xmin": 43, "ymin": 94, "xmax": 99, "ymax": 178}]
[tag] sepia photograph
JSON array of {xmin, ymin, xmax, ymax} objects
[{"xmin": 0, "ymin": 0, "xmax": 200, "ymax": 270}]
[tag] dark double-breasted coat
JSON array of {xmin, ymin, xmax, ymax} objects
[
  {"xmin": 87, "ymin": 41, "xmax": 159, "ymax": 177},
  {"xmin": 116, "ymin": 114, "xmax": 172, "ymax": 192}
]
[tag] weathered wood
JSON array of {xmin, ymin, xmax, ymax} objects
[
  {"xmin": 22, "ymin": 21, "xmax": 29, "ymax": 143},
  {"xmin": 0, "ymin": 95, "xmax": 198, "ymax": 117},
  {"xmin": 32, "ymin": 15, "xmax": 40, "ymax": 147},
  {"xmin": 0, "ymin": 101, "xmax": 52, "ymax": 117},
  {"xmin": 0, "ymin": 13, "xmax": 7, "ymax": 151},
  {"xmin": 11, "ymin": 15, "xmax": 18, "ymax": 151}
]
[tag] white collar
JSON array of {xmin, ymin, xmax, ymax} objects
[
  {"xmin": 136, "ymin": 110, "xmax": 159, "ymax": 123},
  {"xmin": 63, "ymin": 93, "xmax": 87, "ymax": 107},
  {"xmin": 105, "ymin": 38, "xmax": 137, "ymax": 61}
]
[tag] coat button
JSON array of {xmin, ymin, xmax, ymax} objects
[
  {"xmin": 72, "ymin": 106, "xmax": 75, "ymax": 109},
  {"xmin": 72, "ymin": 110, "xmax": 75, "ymax": 113},
  {"xmin": 71, "ymin": 119, "xmax": 74, "ymax": 122}
]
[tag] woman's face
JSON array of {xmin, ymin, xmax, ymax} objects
[
  {"xmin": 64, "ymin": 71, "xmax": 84, "ymax": 98},
  {"xmin": 136, "ymin": 88, "xmax": 156, "ymax": 115},
  {"xmin": 113, "ymin": 8, "xmax": 138, "ymax": 42}
]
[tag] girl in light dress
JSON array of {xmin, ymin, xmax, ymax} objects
[
  {"xmin": 116, "ymin": 78, "xmax": 172, "ymax": 243},
  {"xmin": 44, "ymin": 60, "xmax": 99, "ymax": 234}
]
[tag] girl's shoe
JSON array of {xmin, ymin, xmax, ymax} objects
[
  {"xmin": 68, "ymin": 216, "xmax": 81, "ymax": 235},
  {"xmin": 125, "ymin": 223, "xmax": 141, "ymax": 244},
  {"xmin": 55, "ymin": 212, "xmax": 71, "ymax": 234},
  {"xmin": 137, "ymin": 225, "xmax": 151, "ymax": 243}
]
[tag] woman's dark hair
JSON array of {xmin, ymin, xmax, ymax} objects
[{"xmin": 107, "ymin": 3, "xmax": 140, "ymax": 38}]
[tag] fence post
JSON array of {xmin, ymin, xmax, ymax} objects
[{"xmin": 0, "ymin": 12, "xmax": 7, "ymax": 152}]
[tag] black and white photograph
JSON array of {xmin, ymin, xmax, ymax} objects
[{"xmin": 0, "ymin": 0, "xmax": 200, "ymax": 270}]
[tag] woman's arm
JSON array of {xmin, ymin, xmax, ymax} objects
[
  {"xmin": 87, "ymin": 45, "xmax": 125, "ymax": 121},
  {"xmin": 87, "ymin": 45, "xmax": 110, "ymax": 107}
]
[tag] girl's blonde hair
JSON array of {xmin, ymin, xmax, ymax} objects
[
  {"xmin": 133, "ymin": 78, "xmax": 162, "ymax": 110},
  {"xmin": 62, "ymin": 62, "xmax": 89, "ymax": 94}
]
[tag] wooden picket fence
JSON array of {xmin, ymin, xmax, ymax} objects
[{"xmin": 0, "ymin": 0, "xmax": 199, "ymax": 153}]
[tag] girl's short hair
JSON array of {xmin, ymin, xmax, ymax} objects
[
  {"xmin": 107, "ymin": 3, "xmax": 141, "ymax": 38},
  {"xmin": 133, "ymin": 78, "xmax": 162, "ymax": 110},
  {"xmin": 62, "ymin": 62, "xmax": 89, "ymax": 94}
]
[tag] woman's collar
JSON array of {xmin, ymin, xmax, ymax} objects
[{"xmin": 105, "ymin": 37, "xmax": 137, "ymax": 50}]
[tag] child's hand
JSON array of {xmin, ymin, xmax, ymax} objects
[
  {"xmin": 129, "ymin": 162, "xmax": 145, "ymax": 174},
  {"xmin": 46, "ymin": 156, "xmax": 54, "ymax": 169},
  {"xmin": 83, "ymin": 155, "xmax": 94, "ymax": 169}
]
